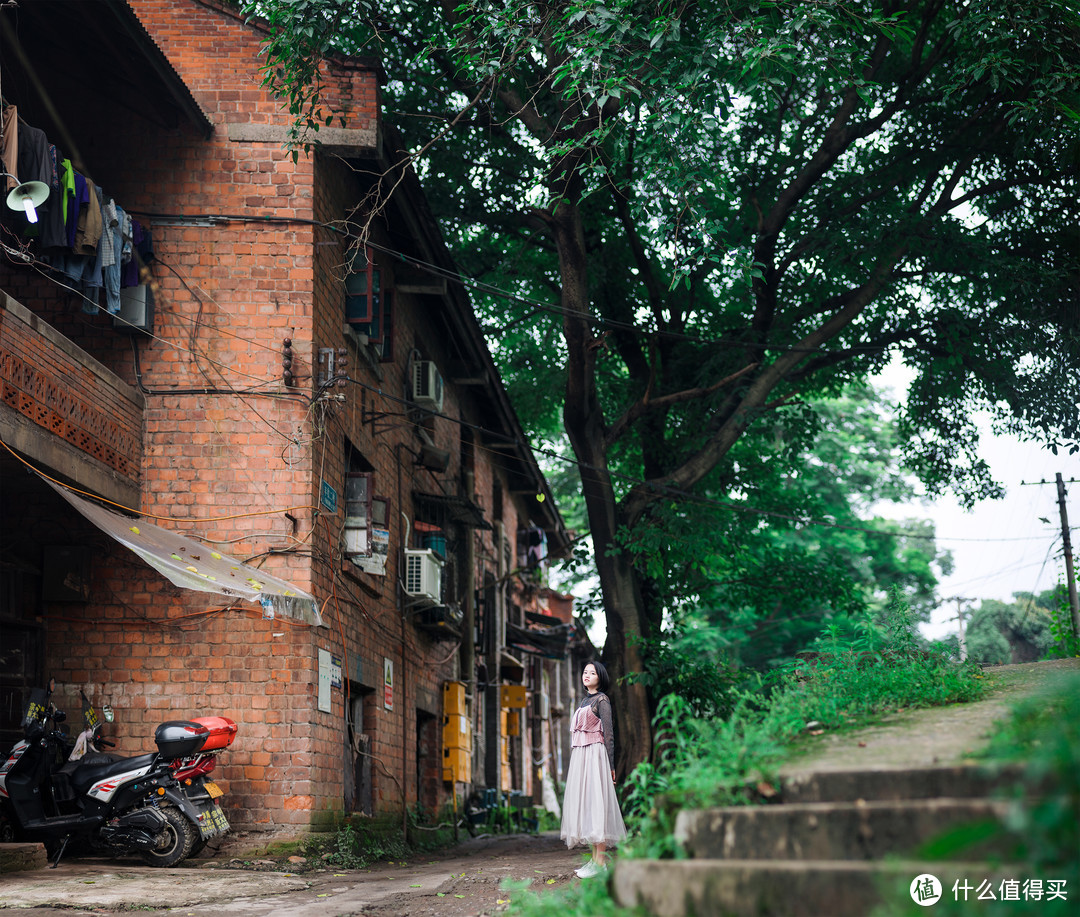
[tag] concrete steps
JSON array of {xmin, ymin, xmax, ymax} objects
[
  {"xmin": 612, "ymin": 763, "xmax": 1027, "ymax": 916},
  {"xmin": 675, "ymin": 797, "xmax": 1010, "ymax": 862}
]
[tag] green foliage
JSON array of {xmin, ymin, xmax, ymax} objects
[
  {"xmin": 983, "ymin": 673, "xmax": 1080, "ymax": 877},
  {"xmin": 302, "ymin": 809, "xmax": 456, "ymax": 868},
  {"xmin": 621, "ymin": 593, "xmax": 988, "ymax": 853},
  {"xmin": 965, "ymin": 594, "xmax": 1057, "ymax": 665},
  {"xmin": 625, "ymin": 622, "xmax": 743, "ymax": 719},
  {"xmin": 612, "ymin": 383, "xmax": 953, "ymax": 674},
  {"xmin": 504, "ymin": 869, "xmax": 645, "ymax": 916},
  {"xmin": 1046, "ymin": 581, "xmax": 1080, "ymax": 658}
]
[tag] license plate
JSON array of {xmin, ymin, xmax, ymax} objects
[
  {"xmin": 197, "ymin": 801, "xmax": 230, "ymax": 839},
  {"xmin": 203, "ymin": 780, "xmax": 224, "ymax": 799}
]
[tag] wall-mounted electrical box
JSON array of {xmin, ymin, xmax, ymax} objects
[{"xmin": 500, "ymin": 684, "xmax": 527, "ymax": 708}]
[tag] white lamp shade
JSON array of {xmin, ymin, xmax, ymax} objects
[{"xmin": 6, "ymin": 180, "xmax": 50, "ymax": 223}]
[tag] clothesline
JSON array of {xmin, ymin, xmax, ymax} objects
[{"xmin": 0, "ymin": 102, "xmax": 153, "ymax": 316}]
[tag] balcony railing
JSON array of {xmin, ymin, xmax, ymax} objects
[{"xmin": 0, "ymin": 290, "xmax": 143, "ymax": 504}]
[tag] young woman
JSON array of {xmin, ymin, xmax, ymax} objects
[{"xmin": 560, "ymin": 660, "xmax": 627, "ymax": 877}]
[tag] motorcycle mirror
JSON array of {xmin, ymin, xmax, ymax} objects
[
  {"xmin": 102, "ymin": 704, "xmax": 114, "ymax": 723},
  {"xmin": 47, "ymin": 677, "xmax": 55, "ymax": 694}
]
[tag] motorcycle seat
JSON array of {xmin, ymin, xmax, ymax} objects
[
  {"xmin": 68, "ymin": 752, "xmax": 158, "ymax": 795},
  {"xmin": 57, "ymin": 753, "xmax": 122, "ymax": 777}
]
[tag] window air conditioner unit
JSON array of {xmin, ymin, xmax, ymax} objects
[
  {"xmin": 404, "ymin": 548, "xmax": 443, "ymax": 603},
  {"xmin": 412, "ymin": 360, "xmax": 444, "ymax": 412}
]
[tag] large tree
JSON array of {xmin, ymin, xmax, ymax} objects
[{"xmin": 247, "ymin": 0, "xmax": 1080, "ymax": 773}]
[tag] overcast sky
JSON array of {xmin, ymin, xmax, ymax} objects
[{"xmin": 873, "ymin": 366, "xmax": 1079, "ymax": 641}]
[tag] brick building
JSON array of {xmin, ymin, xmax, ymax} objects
[{"xmin": 0, "ymin": 0, "xmax": 581, "ymax": 833}]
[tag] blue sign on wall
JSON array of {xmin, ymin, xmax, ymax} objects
[{"xmin": 320, "ymin": 481, "xmax": 338, "ymax": 513}]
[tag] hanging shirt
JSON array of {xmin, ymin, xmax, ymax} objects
[
  {"xmin": 40, "ymin": 146, "xmax": 68, "ymax": 249},
  {"xmin": 72, "ymin": 173, "xmax": 103, "ymax": 255},
  {"xmin": 2, "ymin": 105, "xmax": 18, "ymax": 191},
  {"xmin": 59, "ymin": 158, "xmax": 75, "ymax": 225},
  {"xmin": 16, "ymin": 121, "xmax": 51, "ymax": 187}
]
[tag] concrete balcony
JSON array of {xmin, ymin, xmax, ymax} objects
[{"xmin": 0, "ymin": 291, "xmax": 143, "ymax": 507}]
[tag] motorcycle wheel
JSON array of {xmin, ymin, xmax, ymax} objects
[{"xmin": 139, "ymin": 806, "xmax": 196, "ymax": 867}]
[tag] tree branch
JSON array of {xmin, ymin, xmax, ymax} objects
[{"xmin": 605, "ymin": 362, "xmax": 759, "ymax": 448}]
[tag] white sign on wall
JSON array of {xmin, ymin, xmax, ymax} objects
[{"xmin": 318, "ymin": 648, "xmax": 332, "ymax": 713}]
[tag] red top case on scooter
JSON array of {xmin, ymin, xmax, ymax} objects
[{"xmin": 190, "ymin": 716, "xmax": 237, "ymax": 751}]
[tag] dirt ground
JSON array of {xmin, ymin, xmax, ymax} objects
[{"xmin": 0, "ymin": 830, "xmax": 584, "ymax": 917}]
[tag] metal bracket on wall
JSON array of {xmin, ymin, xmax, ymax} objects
[{"xmin": 360, "ymin": 387, "xmax": 404, "ymax": 436}]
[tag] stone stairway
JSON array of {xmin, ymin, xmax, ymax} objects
[{"xmin": 611, "ymin": 762, "xmax": 1030, "ymax": 917}]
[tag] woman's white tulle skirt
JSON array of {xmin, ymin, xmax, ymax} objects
[{"xmin": 560, "ymin": 743, "xmax": 627, "ymax": 848}]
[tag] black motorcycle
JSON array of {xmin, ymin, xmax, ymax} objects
[{"xmin": 0, "ymin": 681, "xmax": 224, "ymax": 867}]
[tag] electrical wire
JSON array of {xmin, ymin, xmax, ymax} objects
[
  {"xmin": 334, "ymin": 375, "xmax": 1056, "ymax": 545},
  {"xmin": 133, "ymin": 209, "xmax": 913, "ymax": 357}
]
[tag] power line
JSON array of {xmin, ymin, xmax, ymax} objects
[
  {"xmin": 134, "ymin": 209, "xmax": 910, "ymax": 357},
  {"xmin": 336, "ymin": 376, "xmax": 1053, "ymax": 545}
]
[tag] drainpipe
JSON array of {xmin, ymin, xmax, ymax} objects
[{"xmin": 462, "ymin": 470, "xmax": 476, "ymax": 788}]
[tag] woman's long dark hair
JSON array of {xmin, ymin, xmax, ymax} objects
[{"xmin": 587, "ymin": 660, "xmax": 611, "ymax": 694}]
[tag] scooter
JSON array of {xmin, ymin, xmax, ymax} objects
[
  {"xmin": 0, "ymin": 682, "xmax": 233, "ymax": 867},
  {"xmin": 165, "ymin": 714, "xmax": 237, "ymax": 855}
]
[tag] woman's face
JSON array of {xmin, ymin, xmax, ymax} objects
[{"xmin": 582, "ymin": 664, "xmax": 599, "ymax": 692}]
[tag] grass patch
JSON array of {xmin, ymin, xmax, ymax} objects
[
  {"xmin": 246, "ymin": 810, "xmax": 463, "ymax": 871},
  {"xmin": 506, "ymin": 594, "xmax": 991, "ymax": 915}
]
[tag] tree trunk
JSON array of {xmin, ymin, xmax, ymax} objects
[{"xmin": 553, "ymin": 195, "xmax": 655, "ymax": 776}]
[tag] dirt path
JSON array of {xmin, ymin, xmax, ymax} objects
[{"xmin": 779, "ymin": 657, "xmax": 1080, "ymax": 776}]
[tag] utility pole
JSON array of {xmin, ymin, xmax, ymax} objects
[
  {"xmin": 1055, "ymin": 473, "xmax": 1080, "ymax": 645},
  {"xmin": 945, "ymin": 597, "xmax": 972, "ymax": 661}
]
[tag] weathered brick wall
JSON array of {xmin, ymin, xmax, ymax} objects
[
  {"xmin": 13, "ymin": 0, "xmax": 376, "ymax": 830},
  {"xmin": 3, "ymin": 0, "xmax": 560, "ymax": 835}
]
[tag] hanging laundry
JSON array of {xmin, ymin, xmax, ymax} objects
[
  {"xmin": 40, "ymin": 146, "xmax": 69, "ymax": 250},
  {"xmin": 59, "ymin": 157, "xmax": 74, "ymax": 224},
  {"xmin": 16, "ymin": 121, "xmax": 50, "ymax": 187},
  {"xmin": 72, "ymin": 173, "xmax": 103, "ymax": 255},
  {"xmin": 2, "ymin": 104, "xmax": 18, "ymax": 191},
  {"xmin": 122, "ymin": 219, "xmax": 153, "ymax": 288},
  {"xmin": 101, "ymin": 197, "xmax": 123, "ymax": 314}
]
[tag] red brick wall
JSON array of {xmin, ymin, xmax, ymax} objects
[{"xmin": 1, "ymin": 0, "xmax": 560, "ymax": 836}]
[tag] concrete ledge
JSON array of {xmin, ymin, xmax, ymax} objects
[
  {"xmin": 777, "ymin": 763, "xmax": 1027, "ymax": 803},
  {"xmin": 675, "ymin": 798, "xmax": 1011, "ymax": 861},
  {"xmin": 0, "ymin": 842, "xmax": 48, "ymax": 873},
  {"xmin": 227, "ymin": 122, "xmax": 377, "ymax": 153},
  {"xmin": 612, "ymin": 859, "xmax": 1004, "ymax": 917}
]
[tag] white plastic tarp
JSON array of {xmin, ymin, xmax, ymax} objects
[{"xmin": 47, "ymin": 479, "xmax": 322, "ymax": 625}]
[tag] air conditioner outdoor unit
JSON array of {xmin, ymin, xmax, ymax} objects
[
  {"xmin": 412, "ymin": 360, "xmax": 444, "ymax": 412},
  {"xmin": 404, "ymin": 548, "xmax": 443, "ymax": 603}
]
